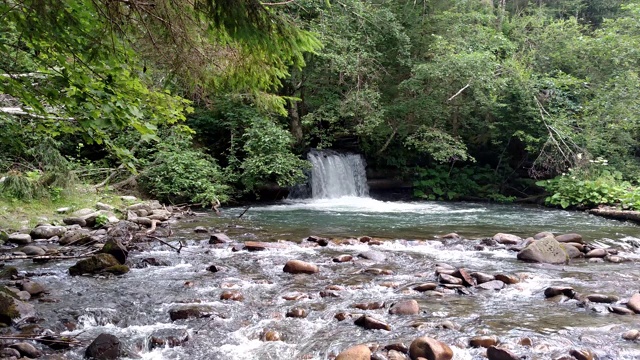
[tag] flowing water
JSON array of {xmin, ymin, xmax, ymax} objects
[{"xmin": 17, "ymin": 198, "xmax": 640, "ymax": 360}]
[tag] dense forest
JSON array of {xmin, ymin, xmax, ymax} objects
[{"xmin": 2, "ymin": 0, "xmax": 640, "ymax": 210}]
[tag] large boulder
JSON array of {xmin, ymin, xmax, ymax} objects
[
  {"xmin": 30, "ymin": 225, "xmax": 66, "ymax": 239},
  {"xmin": 517, "ymin": 237, "xmax": 568, "ymax": 264},
  {"xmin": 100, "ymin": 238, "xmax": 128, "ymax": 264},
  {"xmin": 409, "ymin": 336, "xmax": 453, "ymax": 360},
  {"xmin": 336, "ymin": 344, "xmax": 371, "ymax": 360},
  {"xmin": 59, "ymin": 229, "xmax": 92, "ymax": 246},
  {"xmin": 0, "ymin": 286, "xmax": 35, "ymax": 326},
  {"xmin": 8, "ymin": 233, "xmax": 32, "ymax": 245},
  {"xmin": 85, "ymin": 333, "xmax": 121, "ymax": 360},
  {"xmin": 68, "ymin": 253, "xmax": 125, "ymax": 276},
  {"xmin": 627, "ymin": 293, "xmax": 640, "ymax": 313}
]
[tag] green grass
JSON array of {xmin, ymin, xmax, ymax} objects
[{"xmin": 0, "ymin": 185, "xmax": 129, "ymax": 231}]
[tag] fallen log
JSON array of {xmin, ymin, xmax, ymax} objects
[
  {"xmin": 0, "ymin": 249, "xmax": 100, "ymax": 262},
  {"xmin": 588, "ymin": 207, "xmax": 640, "ymax": 224}
]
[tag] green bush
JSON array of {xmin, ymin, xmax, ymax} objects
[{"xmin": 139, "ymin": 135, "xmax": 230, "ymax": 206}]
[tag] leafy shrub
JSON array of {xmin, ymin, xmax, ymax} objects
[
  {"xmin": 413, "ymin": 165, "xmax": 515, "ymax": 202},
  {"xmin": 139, "ymin": 135, "xmax": 230, "ymax": 205},
  {"xmin": 536, "ymin": 159, "xmax": 639, "ymax": 209}
]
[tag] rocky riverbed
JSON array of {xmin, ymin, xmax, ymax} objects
[{"xmin": 1, "ymin": 200, "xmax": 640, "ymax": 359}]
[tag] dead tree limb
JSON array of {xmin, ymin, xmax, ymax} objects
[
  {"xmin": 447, "ymin": 83, "xmax": 470, "ymax": 102},
  {"xmin": 146, "ymin": 236, "xmax": 183, "ymax": 253},
  {"xmin": 0, "ymin": 249, "xmax": 100, "ymax": 262}
]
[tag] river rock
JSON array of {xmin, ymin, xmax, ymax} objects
[
  {"xmin": 334, "ymin": 254, "xmax": 353, "ymax": 262},
  {"xmin": 493, "ymin": 233, "xmax": 522, "ymax": 245},
  {"xmin": 439, "ymin": 274, "xmax": 463, "ymax": 285},
  {"xmin": 286, "ymin": 308, "xmax": 308, "ymax": 318},
  {"xmin": 517, "ymin": 237, "xmax": 568, "ymax": 264},
  {"xmin": 354, "ymin": 301, "xmax": 385, "ymax": 310},
  {"xmin": 409, "ymin": 336, "xmax": 453, "ymax": 360},
  {"xmin": 9, "ymin": 342, "xmax": 41, "ymax": 358},
  {"xmin": 336, "ymin": 344, "xmax": 371, "ymax": 360},
  {"xmin": 358, "ymin": 250, "xmax": 386, "ymax": 262},
  {"xmin": 495, "ymin": 274, "xmax": 519, "ymax": 284},
  {"xmin": 100, "ymin": 238, "xmax": 128, "ymax": 264},
  {"xmin": 626, "ymin": 293, "xmax": 640, "ymax": 313},
  {"xmin": 0, "ymin": 287, "xmax": 35, "ymax": 326},
  {"xmin": 453, "ymin": 268, "xmax": 476, "ymax": 286},
  {"xmin": 544, "ymin": 286, "xmax": 575, "ymax": 299},
  {"xmin": 121, "ymin": 195, "xmax": 137, "ymax": 202},
  {"xmin": 469, "ymin": 336, "xmax": 498, "ymax": 348},
  {"xmin": 8, "ymin": 233, "xmax": 32, "ymax": 245},
  {"xmin": 389, "ymin": 300, "xmax": 419, "ymax": 315},
  {"xmin": 335, "ymin": 312, "xmax": 351, "ymax": 321},
  {"xmin": 31, "ymin": 225, "xmax": 66, "ymax": 239},
  {"xmin": 533, "ymin": 231, "xmax": 554, "ymax": 239},
  {"xmin": 306, "ymin": 235, "xmax": 329, "ymax": 246},
  {"xmin": 19, "ymin": 280, "xmax": 45, "ymax": 296},
  {"xmin": 487, "ymin": 346, "xmax": 519, "ymax": 360},
  {"xmin": 150, "ymin": 328, "xmax": 190, "ymax": 349},
  {"xmin": 471, "ymin": 272, "xmax": 495, "ymax": 284},
  {"xmin": 262, "ymin": 330, "xmax": 281, "ymax": 341},
  {"xmin": 414, "ymin": 283, "xmax": 438, "ymax": 292},
  {"xmin": 63, "ymin": 217, "xmax": 87, "ymax": 226},
  {"xmin": 68, "ymin": 253, "xmax": 122, "ymax": 276},
  {"xmin": 169, "ymin": 306, "xmax": 213, "ymax": 321},
  {"xmin": 0, "ymin": 266, "xmax": 18, "ymax": 279},
  {"xmin": 0, "ymin": 348, "xmax": 21, "ymax": 358},
  {"xmin": 555, "ymin": 233, "xmax": 583, "ymax": 243},
  {"xmin": 283, "ymin": 260, "xmax": 319, "ymax": 274},
  {"xmin": 569, "ymin": 349, "xmax": 594, "ymax": 360},
  {"xmin": 585, "ymin": 248, "xmax": 607, "ymax": 258},
  {"xmin": 22, "ymin": 245, "xmax": 46, "ymax": 256},
  {"xmin": 85, "ymin": 333, "xmax": 121, "ymax": 359},
  {"xmin": 354, "ymin": 315, "xmax": 391, "ymax": 331},
  {"xmin": 220, "ymin": 290, "xmax": 244, "ymax": 301},
  {"xmin": 387, "ymin": 349, "xmax": 408, "ymax": 360},
  {"xmin": 59, "ymin": 229, "xmax": 92, "ymax": 245},
  {"xmin": 622, "ymin": 329, "xmax": 640, "ymax": 341},
  {"xmin": 476, "ymin": 280, "xmax": 504, "ymax": 291},
  {"xmin": 560, "ymin": 244, "xmax": 582, "ymax": 259},
  {"xmin": 586, "ymin": 294, "xmax": 619, "ymax": 303},
  {"xmin": 608, "ymin": 305, "xmax": 635, "ymax": 315}
]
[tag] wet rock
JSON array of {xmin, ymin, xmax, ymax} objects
[
  {"xmin": 389, "ymin": 300, "xmax": 419, "ymax": 315},
  {"xmin": 358, "ymin": 250, "xmax": 387, "ymax": 262},
  {"xmin": 244, "ymin": 241, "xmax": 287, "ymax": 251},
  {"xmin": 30, "ymin": 225, "xmax": 66, "ymax": 240},
  {"xmin": 385, "ymin": 343, "xmax": 409, "ymax": 353},
  {"xmin": 569, "ymin": 349, "xmax": 594, "ymax": 360},
  {"xmin": 208, "ymin": 233, "xmax": 232, "ymax": 244},
  {"xmin": 555, "ymin": 233, "xmax": 583, "ymax": 243},
  {"xmin": 220, "ymin": 290, "xmax": 244, "ymax": 301},
  {"xmin": 533, "ymin": 231, "xmax": 554, "ymax": 239},
  {"xmin": 627, "ymin": 293, "xmax": 640, "ymax": 313},
  {"xmin": 469, "ymin": 336, "xmax": 498, "ymax": 348},
  {"xmin": 306, "ymin": 235, "xmax": 329, "ymax": 246},
  {"xmin": 476, "ymin": 280, "xmax": 504, "ymax": 291},
  {"xmin": 495, "ymin": 274, "xmax": 519, "ymax": 285},
  {"xmin": 353, "ymin": 301, "xmax": 385, "ymax": 310},
  {"xmin": 608, "ymin": 305, "xmax": 635, "ymax": 315},
  {"xmin": 169, "ymin": 306, "xmax": 213, "ymax": 321},
  {"xmin": 150, "ymin": 328, "xmax": 190, "ymax": 349},
  {"xmin": 519, "ymin": 338, "xmax": 533, "ymax": 346},
  {"xmin": 471, "ymin": 272, "xmax": 495, "ymax": 284},
  {"xmin": 8, "ymin": 233, "xmax": 32, "ymax": 245},
  {"xmin": 0, "ymin": 286, "xmax": 36, "ymax": 325},
  {"xmin": 452, "ymin": 268, "xmax": 476, "ymax": 286},
  {"xmin": 544, "ymin": 286, "xmax": 575, "ymax": 299},
  {"xmin": 586, "ymin": 294, "xmax": 619, "ymax": 303},
  {"xmin": 606, "ymin": 255, "xmax": 624, "ymax": 263},
  {"xmin": 560, "ymin": 244, "xmax": 582, "ymax": 259},
  {"xmin": 194, "ymin": 226, "xmax": 208, "ymax": 233},
  {"xmin": 19, "ymin": 280, "xmax": 45, "ymax": 296},
  {"xmin": 283, "ymin": 260, "xmax": 319, "ymax": 274},
  {"xmin": 105, "ymin": 264, "xmax": 129, "ymax": 275},
  {"xmin": 335, "ymin": 344, "xmax": 371, "ymax": 360},
  {"xmin": 68, "ymin": 253, "xmax": 121, "ymax": 276},
  {"xmin": 207, "ymin": 265, "xmax": 220, "ymax": 272},
  {"xmin": 588, "ymin": 258, "xmax": 604, "ymax": 263},
  {"xmin": 493, "ymin": 233, "xmax": 521, "ymax": 245},
  {"xmin": 132, "ymin": 258, "xmax": 171, "ymax": 268},
  {"xmin": 85, "ymin": 333, "xmax": 121, "ymax": 359},
  {"xmin": 517, "ymin": 237, "xmax": 568, "ymax": 264},
  {"xmin": 100, "ymin": 238, "xmax": 128, "ymax": 264},
  {"xmin": 414, "ymin": 283, "xmax": 438, "ymax": 292},
  {"xmin": 487, "ymin": 346, "xmax": 519, "ymax": 360},
  {"xmin": 261, "ymin": 330, "xmax": 281, "ymax": 341},
  {"xmin": 354, "ymin": 315, "xmax": 391, "ymax": 331},
  {"xmin": 622, "ymin": 329, "xmax": 640, "ymax": 341},
  {"xmin": 59, "ymin": 229, "xmax": 92, "ymax": 246},
  {"xmin": 0, "ymin": 266, "xmax": 18, "ymax": 279},
  {"xmin": 21, "ymin": 245, "xmax": 46, "ymax": 256},
  {"xmin": 333, "ymin": 254, "xmax": 353, "ymax": 263},
  {"xmin": 286, "ymin": 308, "xmax": 308, "ymax": 318},
  {"xmin": 334, "ymin": 312, "xmax": 351, "ymax": 321},
  {"xmin": 435, "ymin": 267, "xmax": 456, "ymax": 276},
  {"xmin": 365, "ymin": 268, "xmax": 394, "ymax": 275},
  {"xmin": 63, "ymin": 217, "xmax": 87, "ymax": 227},
  {"xmin": 408, "ymin": 336, "xmax": 453, "ymax": 360},
  {"xmin": 0, "ymin": 348, "xmax": 21, "ymax": 358},
  {"xmin": 9, "ymin": 342, "xmax": 41, "ymax": 358},
  {"xmin": 283, "ymin": 292, "xmax": 309, "ymax": 301},
  {"xmin": 585, "ymin": 248, "xmax": 607, "ymax": 258},
  {"xmin": 439, "ymin": 274, "xmax": 463, "ymax": 285}
]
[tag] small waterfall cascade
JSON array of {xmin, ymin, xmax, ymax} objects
[{"xmin": 307, "ymin": 150, "xmax": 369, "ymax": 199}]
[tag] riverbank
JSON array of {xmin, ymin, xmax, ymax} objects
[{"xmin": 1, "ymin": 199, "xmax": 640, "ymax": 359}]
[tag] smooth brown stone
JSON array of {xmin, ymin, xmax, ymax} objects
[
  {"xmin": 569, "ymin": 349, "xmax": 593, "ymax": 360},
  {"xmin": 469, "ymin": 336, "xmax": 498, "ymax": 348},
  {"xmin": 555, "ymin": 233, "xmax": 583, "ymax": 243},
  {"xmin": 286, "ymin": 308, "xmax": 308, "ymax": 318},
  {"xmin": 453, "ymin": 268, "xmax": 476, "ymax": 286},
  {"xmin": 353, "ymin": 301, "xmax": 385, "ymax": 310},
  {"xmin": 586, "ymin": 294, "xmax": 619, "ymax": 303},
  {"xmin": 487, "ymin": 346, "xmax": 519, "ymax": 360},
  {"xmin": 414, "ymin": 283, "xmax": 438, "ymax": 292},
  {"xmin": 334, "ymin": 312, "xmax": 351, "ymax": 321},
  {"xmin": 495, "ymin": 274, "xmax": 519, "ymax": 285},
  {"xmin": 476, "ymin": 280, "xmax": 504, "ymax": 290},
  {"xmin": 609, "ymin": 306, "xmax": 635, "ymax": 315},
  {"xmin": 333, "ymin": 254, "xmax": 353, "ymax": 263},
  {"xmin": 544, "ymin": 286, "xmax": 575, "ymax": 299},
  {"xmin": 622, "ymin": 329, "xmax": 640, "ymax": 341},
  {"xmin": 627, "ymin": 293, "xmax": 640, "ymax": 313},
  {"xmin": 384, "ymin": 343, "xmax": 409, "ymax": 353},
  {"xmin": 389, "ymin": 300, "xmax": 419, "ymax": 315},
  {"xmin": 262, "ymin": 330, "xmax": 281, "ymax": 341},
  {"xmin": 354, "ymin": 315, "xmax": 391, "ymax": 331},
  {"xmin": 471, "ymin": 272, "xmax": 495, "ymax": 284},
  {"xmin": 585, "ymin": 248, "xmax": 607, "ymax": 258},
  {"xmin": 409, "ymin": 336, "xmax": 453, "ymax": 360},
  {"xmin": 439, "ymin": 274, "xmax": 463, "ymax": 285},
  {"xmin": 220, "ymin": 290, "xmax": 243, "ymax": 301},
  {"xmin": 283, "ymin": 260, "xmax": 319, "ymax": 274},
  {"xmin": 335, "ymin": 344, "xmax": 371, "ymax": 360},
  {"xmin": 282, "ymin": 292, "xmax": 308, "ymax": 301}
]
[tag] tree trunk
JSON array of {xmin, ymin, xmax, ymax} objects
[{"xmin": 288, "ymin": 99, "xmax": 303, "ymax": 145}]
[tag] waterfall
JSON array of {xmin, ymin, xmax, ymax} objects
[{"xmin": 307, "ymin": 150, "xmax": 369, "ymax": 199}]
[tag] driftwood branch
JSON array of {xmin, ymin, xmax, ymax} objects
[
  {"xmin": 146, "ymin": 236, "xmax": 183, "ymax": 253},
  {"xmin": 0, "ymin": 249, "xmax": 100, "ymax": 262},
  {"xmin": 376, "ymin": 127, "xmax": 397, "ymax": 156},
  {"xmin": 447, "ymin": 83, "xmax": 470, "ymax": 102},
  {"xmin": 238, "ymin": 206, "xmax": 250, "ymax": 219},
  {"xmin": 0, "ymin": 335, "xmax": 81, "ymax": 346}
]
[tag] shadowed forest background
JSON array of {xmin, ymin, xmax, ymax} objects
[{"xmin": 2, "ymin": 0, "xmax": 640, "ymax": 211}]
